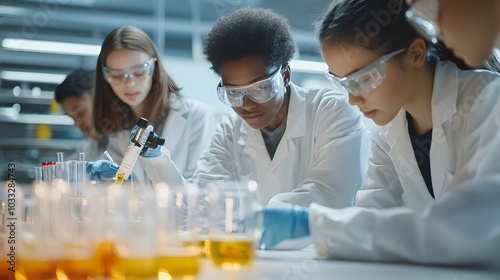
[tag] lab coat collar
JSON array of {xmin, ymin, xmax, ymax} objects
[
  {"xmin": 381, "ymin": 61, "xmax": 458, "ymax": 198},
  {"xmin": 383, "ymin": 61, "xmax": 458, "ymax": 142},
  {"xmin": 428, "ymin": 61, "xmax": 458, "ymax": 196},
  {"xmin": 238, "ymin": 82, "xmax": 306, "ymax": 169}
]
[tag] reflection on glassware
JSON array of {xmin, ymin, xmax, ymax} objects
[
  {"xmin": 157, "ymin": 247, "xmax": 200, "ymax": 278},
  {"xmin": 206, "ymin": 180, "xmax": 258, "ymax": 269},
  {"xmin": 208, "ymin": 236, "xmax": 254, "ymax": 269},
  {"xmin": 112, "ymin": 187, "xmax": 157, "ymax": 279}
]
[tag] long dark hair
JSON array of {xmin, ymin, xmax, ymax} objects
[
  {"xmin": 93, "ymin": 26, "xmax": 182, "ymax": 136},
  {"xmin": 318, "ymin": 0, "xmax": 498, "ymax": 71}
]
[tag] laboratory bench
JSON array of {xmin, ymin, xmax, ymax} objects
[{"xmin": 196, "ymin": 250, "xmax": 500, "ymax": 280}]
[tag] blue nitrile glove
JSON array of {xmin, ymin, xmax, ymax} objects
[
  {"xmin": 141, "ymin": 144, "xmax": 162, "ymax": 157},
  {"xmin": 86, "ymin": 160, "xmax": 119, "ymax": 182},
  {"xmin": 259, "ymin": 204, "xmax": 310, "ymax": 250},
  {"xmin": 129, "ymin": 125, "xmax": 163, "ymax": 158}
]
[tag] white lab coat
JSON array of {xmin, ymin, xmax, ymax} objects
[
  {"xmin": 356, "ymin": 61, "xmax": 500, "ymax": 210},
  {"xmin": 107, "ymin": 95, "xmax": 215, "ymax": 185},
  {"xmin": 457, "ymin": 78, "xmax": 500, "ymax": 183},
  {"xmin": 144, "ymin": 83, "xmax": 372, "ymax": 208},
  {"xmin": 310, "ymin": 61, "xmax": 500, "ymax": 267}
]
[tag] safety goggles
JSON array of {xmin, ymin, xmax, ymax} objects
[
  {"xmin": 103, "ymin": 58, "xmax": 156, "ymax": 85},
  {"xmin": 405, "ymin": 0, "xmax": 440, "ymax": 44},
  {"xmin": 217, "ymin": 66, "xmax": 284, "ymax": 107},
  {"xmin": 324, "ymin": 49, "xmax": 405, "ymax": 96}
]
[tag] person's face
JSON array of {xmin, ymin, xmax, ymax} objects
[
  {"xmin": 219, "ymin": 55, "xmax": 289, "ymax": 130},
  {"xmin": 104, "ymin": 49, "xmax": 154, "ymax": 111},
  {"xmin": 408, "ymin": 0, "xmax": 497, "ymax": 66},
  {"xmin": 61, "ymin": 93, "xmax": 95, "ymax": 139},
  {"xmin": 437, "ymin": 0, "xmax": 497, "ymax": 66},
  {"xmin": 322, "ymin": 43, "xmax": 412, "ymax": 126}
]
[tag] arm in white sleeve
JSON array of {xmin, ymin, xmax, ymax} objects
[
  {"xmin": 190, "ymin": 115, "xmax": 241, "ymax": 187},
  {"xmin": 310, "ymin": 174, "xmax": 500, "ymax": 269},
  {"xmin": 183, "ymin": 100, "xmax": 216, "ymax": 178},
  {"xmin": 269, "ymin": 94, "xmax": 371, "ymax": 209},
  {"xmin": 139, "ymin": 146, "xmax": 187, "ymax": 187}
]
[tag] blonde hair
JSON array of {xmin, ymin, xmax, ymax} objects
[{"xmin": 93, "ymin": 26, "xmax": 181, "ymax": 136}]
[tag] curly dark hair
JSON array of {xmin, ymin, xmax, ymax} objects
[
  {"xmin": 54, "ymin": 68, "xmax": 94, "ymax": 103},
  {"xmin": 203, "ymin": 7, "xmax": 295, "ymax": 74}
]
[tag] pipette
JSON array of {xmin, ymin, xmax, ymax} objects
[{"xmin": 115, "ymin": 117, "xmax": 165, "ymax": 186}]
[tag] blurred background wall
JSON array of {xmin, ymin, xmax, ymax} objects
[{"xmin": 0, "ymin": 0, "xmax": 336, "ymax": 183}]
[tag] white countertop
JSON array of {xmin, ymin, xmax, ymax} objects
[{"xmin": 197, "ymin": 250, "xmax": 500, "ymax": 280}]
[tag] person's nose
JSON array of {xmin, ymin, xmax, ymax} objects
[
  {"xmin": 74, "ymin": 117, "xmax": 82, "ymax": 129},
  {"xmin": 240, "ymin": 95, "xmax": 258, "ymax": 110},
  {"xmin": 348, "ymin": 93, "xmax": 364, "ymax": 106},
  {"xmin": 123, "ymin": 74, "xmax": 137, "ymax": 86}
]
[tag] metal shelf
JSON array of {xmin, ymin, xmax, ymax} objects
[
  {"xmin": 0, "ymin": 113, "xmax": 73, "ymax": 125},
  {"xmin": 0, "ymin": 138, "xmax": 82, "ymax": 149}
]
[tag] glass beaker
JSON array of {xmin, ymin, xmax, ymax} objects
[
  {"xmin": 206, "ymin": 180, "xmax": 259, "ymax": 270},
  {"xmin": 155, "ymin": 183, "xmax": 201, "ymax": 278}
]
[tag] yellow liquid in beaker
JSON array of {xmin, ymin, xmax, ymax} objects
[
  {"xmin": 16, "ymin": 258, "xmax": 58, "ymax": 279},
  {"xmin": 93, "ymin": 240, "xmax": 118, "ymax": 277},
  {"xmin": 56, "ymin": 257, "xmax": 96, "ymax": 280},
  {"xmin": 157, "ymin": 249, "xmax": 200, "ymax": 277},
  {"xmin": 113, "ymin": 256, "xmax": 158, "ymax": 279},
  {"xmin": 208, "ymin": 237, "xmax": 254, "ymax": 268}
]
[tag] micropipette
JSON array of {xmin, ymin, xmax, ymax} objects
[{"xmin": 115, "ymin": 117, "xmax": 165, "ymax": 186}]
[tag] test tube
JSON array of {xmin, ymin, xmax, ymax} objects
[
  {"xmin": 47, "ymin": 162, "xmax": 56, "ymax": 184},
  {"xmin": 55, "ymin": 152, "xmax": 64, "ymax": 180},
  {"xmin": 34, "ymin": 166, "xmax": 43, "ymax": 184},
  {"xmin": 42, "ymin": 162, "xmax": 48, "ymax": 183},
  {"xmin": 68, "ymin": 160, "xmax": 78, "ymax": 194},
  {"xmin": 57, "ymin": 152, "xmax": 64, "ymax": 163},
  {"xmin": 77, "ymin": 153, "xmax": 86, "ymax": 196}
]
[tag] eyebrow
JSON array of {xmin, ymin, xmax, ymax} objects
[
  {"xmin": 330, "ymin": 66, "xmax": 364, "ymax": 78},
  {"xmin": 70, "ymin": 104, "xmax": 82, "ymax": 112},
  {"xmin": 105, "ymin": 60, "xmax": 150, "ymax": 72},
  {"xmin": 224, "ymin": 73, "xmax": 270, "ymax": 87},
  {"xmin": 223, "ymin": 67, "xmax": 280, "ymax": 87}
]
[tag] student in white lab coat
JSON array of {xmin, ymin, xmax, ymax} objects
[
  {"xmin": 259, "ymin": 0, "xmax": 500, "ymax": 269},
  {"xmin": 139, "ymin": 7, "xmax": 371, "ymax": 208},
  {"xmin": 54, "ymin": 69, "xmax": 108, "ymax": 161},
  {"xmin": 405, "ymin": 0, "xmax": 500, "ymax": 67},
  {"xmin": 89, "ymin": 26, "xmax": 215, "ymax": 183}
]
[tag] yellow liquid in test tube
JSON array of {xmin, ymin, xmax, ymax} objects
[{"xmin": 208, "ymin": 237, "xmax": 254, "ymax": 268}]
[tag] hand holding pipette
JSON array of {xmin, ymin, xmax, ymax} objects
[{"xmin": 115, "ymin": 117, "xmax": 165, "ymax": 185}]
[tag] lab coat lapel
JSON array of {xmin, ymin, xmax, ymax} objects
[
  {"xmin": 270, "ymin": 84, "xmax": 305, "ymax": 170},
  {"xmin": 383, "ymin": 109, "xmax": 428, "ymax": 195},
  {"xmin": 238, "ymin": 124, "xmax": 272, "ymax": 168},
  {"xmin": 237, "ymin": 83, "xmax": 306, "ymax": 171},
  {"xmin": 429, "ymin": 62, "xmax": 457, "ymax": 197}
]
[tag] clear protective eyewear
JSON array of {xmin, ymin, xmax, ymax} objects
[
  {"xmin": 405, "ymin": 0, "xmax": 440, "ymax": 44},
  {"xmin": 102, "ymin": 58, "xmax": 156, "ymax": 85},
  {"xmin": 217, "ymin": 66, "xmax": 284, "ymax": 107},
  {"xmin": 324, "ymin": 49, "xmax": 406, "ymax": 96}
]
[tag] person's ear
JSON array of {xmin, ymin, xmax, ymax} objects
[
  {"xmin": 283, "ymin": 64, "xmax": 291, "ymax": 87},
  {"xmin": 407, "ymin": 38, "xmax": 427, "ymax": 67}
]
